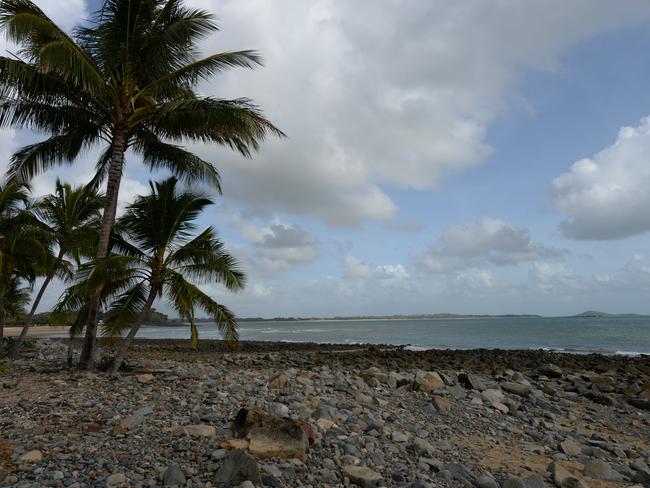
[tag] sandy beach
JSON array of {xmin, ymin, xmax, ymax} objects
[{"xmin": 3, "ymin": 326, "xmax": 70, "ymax": 338}]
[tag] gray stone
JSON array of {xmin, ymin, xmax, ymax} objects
[
  {"xmin": 162, "ymin": 465, "xmax": 186, "ymax": 486},
  {"xmin": 501, "ymin": 382, "xmax": 531, "ymax": 396},
  {"xmin": 539, "ymin": 364, "xmax": 563, "ymax": 378},
  {"xmin": 215, "ymin": 449, "xmax": 262, "ymax": 487},
  {"xmin": 583, "ymin": 461, "xmax": 624, "ymax": 482},
  {"xmin": 459, "ymin": 373, "xmax": 485, "ymax": 390},
  {"xmin": 343, "ymin": 465, "xmax": 383, "ymax": 487},
  {"xmin": 106, "ymin": 473, "xmax": 128, "ymax": 488},
  {"xmin": 475, "ymin": 473, "xmax": 499, "ymax": 488},
  {"xmin": 559, "ymin": 439, "xmax": 582, "ymax": 457}
]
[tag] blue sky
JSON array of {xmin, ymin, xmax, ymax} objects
[{"xmin": 4, "ymin": 1, "xmax": 650, "ymax": 317}]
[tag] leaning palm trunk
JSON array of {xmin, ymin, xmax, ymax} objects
[
  {"xmin": 109, "ymin": 286, "xmax": 158, "ymax": 373},
  {"xmin": 6, "ymin": 251, "xmax": 62, "ymax": 358},
  {"xmin": 79, "ymin": 132, "xmax": 128, "ymax": 369},
  {"xmin": 0, "ymin": 295, "xmax": 5, "ymax": 350}
]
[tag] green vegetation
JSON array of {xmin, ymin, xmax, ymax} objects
[
  {"xmin": 55, "ymin": 177, "xmax": 244, "ymax": 371},
  {"xmin": 0, "ymin": 0, "xmax": 279, "ymax": 368}
]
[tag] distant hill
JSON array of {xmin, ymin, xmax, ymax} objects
[{"xmin": 571, "ymin": 310, "xmax": 646, "ymax": 318}]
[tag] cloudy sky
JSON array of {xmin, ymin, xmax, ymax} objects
[{"xmin": 4, "ymin": 0, "xmax": 650, "ymax": 317}]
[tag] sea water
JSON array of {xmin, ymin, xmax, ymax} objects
[{"xmin": 136, "ymin": 316, "xmax": 650, "ymax": 355}]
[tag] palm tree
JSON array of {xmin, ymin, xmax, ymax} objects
[
  {"xmin": 0, "ymin": 179, "xmax": 46, "ymax": 348},
  {"xmin": 3, "ymin": 275, "xmax": 30, "ymax": 321},
  {"xmin": 56, "ymin": 177, "xmax": 245, "ymax": 372},
  {"xmin": 4, "ymin": 180, "xmax": 103, "ymax": 357},
  {"xmin": 0, "ymin": 0, "xmax": 284, "ymax": 368}
]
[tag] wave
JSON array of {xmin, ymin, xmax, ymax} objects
[{"xmin": 615, "ymin": 350, "xmax": 650, "ymax": 357}]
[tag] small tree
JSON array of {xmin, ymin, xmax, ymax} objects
[
  {"xmin": 57, "ymin": 177, "xmax": 245, "ymax": 372},
  {"xmin": 5, "ymin": 180, "xmax": 103, "ymax": 357},
  {"xmin": 0, "ymin": 179, "xmax": 47, "ymax": 349}
]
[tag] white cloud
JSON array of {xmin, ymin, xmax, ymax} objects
[
  {"xmin": 552, "ymin": 116, "xmax": 650, "ymax": 240},
  {"xmin": 413, "ymin": 217, "xmax": 563, "ymax": 273},
  {"xmin": 186, "ymin": 0, "xmax": 650, "ymax": 226},
  {"xmin": 344, "ymin": 255, "xmax": 408, "ymax": 281},
  {"xmin": 232, "ymin": 218, "xmax": 320, "ymax": 274}
]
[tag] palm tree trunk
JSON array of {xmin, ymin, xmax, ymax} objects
[
  {"xmin": 78, "ymin": 127, "xmax": 129, "ymax": 370},
  {"xmin": 0, "ymin": 295, "xmax": 5, "ymax": 353},
  {"xmin": 109, "ymin": 286, "xmax": 158, "ymax": 373},
  {"xmin": 5, "ymin": 250, "xmax": 63, "ymax": 358}
]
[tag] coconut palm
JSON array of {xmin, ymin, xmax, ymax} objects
[
  {"xmin": 0, "ymin": 179, "xmax": 46, "ymax": 348},
  {"xmin": 56, "ymin": 177, "xmax": 245, "ymax": 372},
  {"xmin": 4, "ymin": 180, "xmax": 103, "ymax": 357},
  {"xmin": 0, "ymin": 0, "xmax": 284, "ymax": 368}
]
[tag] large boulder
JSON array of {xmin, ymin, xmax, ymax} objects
[
  {"xmin": 458, "ymin": 373, "xmax": 485, "ymax": 390},
  {"xmin": 539, "ymin": 364, "xmax": 563, "ymax": 378},
  {"xmin": 414, "ymin": 371, "xmax": 445, "ymax": 391},
  {"xmin": 232, "ymin": 407, "xmax": 309, "ymax": 461}
]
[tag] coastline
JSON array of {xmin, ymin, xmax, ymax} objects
[{"xmin": 2, "ymin": 325, "xmax": 70, "ymax": 338}]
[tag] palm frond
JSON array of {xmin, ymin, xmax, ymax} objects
[{"xmin": 132, "ymin": 128, "xmax": 222, "ymax": 192}]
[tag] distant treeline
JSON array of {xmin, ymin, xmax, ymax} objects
[{"xmin": 27, "ymin": 309, "xmax": 176, "ymax": 326}]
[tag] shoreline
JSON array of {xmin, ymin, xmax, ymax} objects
[{"xmin": 4, "ymin": 325, "xmax": 650, "ymax": 357}]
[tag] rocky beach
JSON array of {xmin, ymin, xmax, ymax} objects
[{"xmin": 1, "ymin": 339, "xmax": 649, "ymax": 488}]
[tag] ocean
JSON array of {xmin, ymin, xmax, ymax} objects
[{"xmin": 135, "ymin": 316, "xmax": 650, "ymax": 356}]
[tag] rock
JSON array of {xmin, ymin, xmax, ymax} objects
[
  {"xmin": 414, "ymin": 371, "xmax": 445, "ymax": 391},
  {"xmin": 215, "ymin": 449, "xmax": 262, "ymax": 486},
  {"xmin": 212, "ymin": 449, "xmax": 228, "ymax": 460},
  {"xmin": 106, "ymin": 473, "xmax": 128, "ymax": 488},
  {"xmin": 222, "ymin": 438, "xmax": 251, "ymax": 450},
  {"xmin": 475, "ymin": 473, "xmax": 499, "ymax": 488},
  {"xmin": 549, "ymin": 461, "xmax": 583, "ymax": 488},
  {"xmin": 559, "ymin": 439, "xmax": 582, "ymax": 457},
  {"xmin": 162, "ymin": 465, "xmax": 186, "ymax": 486},
  {"xmin": 392, "ymin": 430, "xmax": 409, "ymax": 442},
  {"xmin": 539, "ymin": 364, "xmax": 563, "ymax": 378},
  {"xmin": 631, "ymin": 459, "xmax": 650, "ymax": 475},
  {"xmin": 316, "ymin": 418, "xmax": 337, "ymax": 432},
  {"xmin": 412, "ymin": 438, "xmax": 436, "ymax": 456},
  {"xmin": 113, "ymin": 413, "xmax": 145, "ymax": 434},
  {"xmin": 234, "ymin": 408, "xmax": 309, "ymax": 460},
  {"xmin": 446, "ymin": 463, "xmax": 476, "ymax": 484},
  {"xmin": 628, "ymin": 399, "xmax": 650, "ymax": 411},
  {"xmin": 343, "ymin": 465, "xmax": 383, "ymax": 487},
  {"xmin": 583, "ymin": 461, "xmax": 624, "ymax": 481},
  {"xmin": 503, "ymin": 474, "xmax": 547, "ymax": 488},
  {"xmin": 19, "ymin": 450, "xmax": 42, "ymax": 462},
  {"xmin": 432, "ymin": 395, "xmax": 452, "ymax": 412},
  {"xmin": 501, "ymin": 382, "xmax": 531, "ymax": 396},
  {"xmin": 632, "ymin": 470, "xmax": 650, "ymax": 487},
  {"xmin": 261, "ymin": 474, "xmax": 278, "ymax": 486},
  {"xmin": 239, "ymin": 481, "xmax": 255, "ymax": 488},
  {"xmin": 181, "ymin": 424, "xmax": 217, "ymax": 437},
  {"xmin": 481, "ymin": 389, "xmax": 505, "ymax": 404},
  {"xmin": 459, "ymin": 373, "xmax": 485, "ymax": 390},
  {"xmin": 268, "ymin": 373, "xmax": 288, "ymax": 389},
  {"xmin": 136, "ymin": 373, "xmax": 154, "ymax": 383}
]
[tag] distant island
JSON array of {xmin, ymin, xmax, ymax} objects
[{"xmin": 568, "ymin": 310, "xmax": 646, "ymax": 318}]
